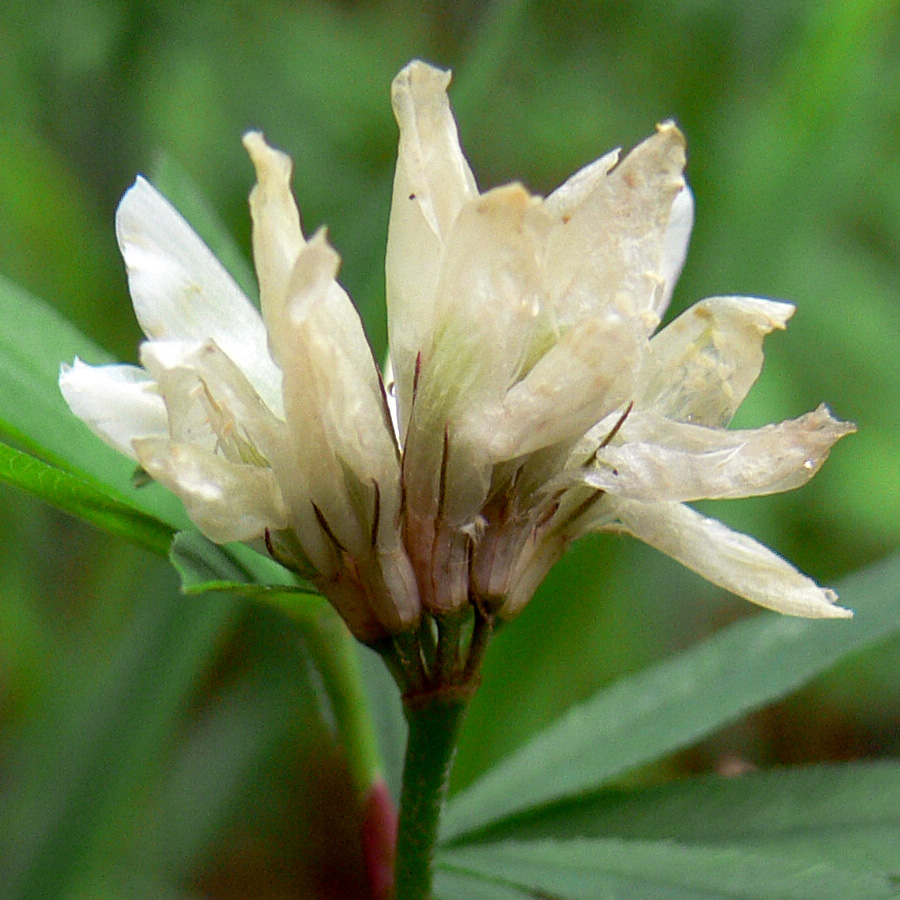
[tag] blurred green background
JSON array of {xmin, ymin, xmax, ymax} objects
[{"xmin": 0, "ymin": 1, "xmax": 898, "ymax": 897}]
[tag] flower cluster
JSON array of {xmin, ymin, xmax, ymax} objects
[{"xmin": 60, "ymin": 61, "xmax": 852, "ymax": 644}]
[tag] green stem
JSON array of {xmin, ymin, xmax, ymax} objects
[{"xmin": 395, "ymin": 692, "xmax": 471, "ymax": 900}]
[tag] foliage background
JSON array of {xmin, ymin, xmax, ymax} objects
[{"xmin": 0, "ymin": 1, "xmax": 898, "ymax": 897}]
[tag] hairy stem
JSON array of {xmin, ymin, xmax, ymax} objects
[{"xmin": 394, "ymin": 691, "xmax": 471, "ymax": 900}]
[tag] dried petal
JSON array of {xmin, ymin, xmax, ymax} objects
[
  {"xmin": 466, "ymin": 305, "xmax": 642, "ymax": 462},
  {"xmin": 387, "ymin": 61, "xmax": 478, "ymax": 433},
  {"xmin": 544, "ymin": 122, "xmax": 687, "ymax": 329},
  {"xmin": 243, "ymin": 130, "xmax": 305, "ymax": 366},
  {"xmin": 639, "ymin": 296, "xmax": 795, "ymax": 426},
  {"xmin": 581, "ymin": 405, "xmax": 854, "ymax": 501},
  {"xmin": 604, "ymin": 499, "xmax": 851, "ymax": 618}
]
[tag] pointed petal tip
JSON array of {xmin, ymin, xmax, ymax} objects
[
  {"xmin": 820, "ymin": 589, "xmax": 853, "ymax": 619},
  {"xmin": 241, "ymin": 130, "xmax": 264, "ymax": 166},
  {"xmin": 303, "ymin": 225, "xmax": 341, "ymax": 271},
  {"xmin": 284, "ymin": 227, "xmax": 343, "ymax": 325},
  {"xmin": 115, "ymin": 175, "xmax": 161, "ymax": 230},
  {"xmin": 654, "ymin": 120, "xmax": 687, "ymax": 164},
  {"xmin": 736, "ymin": 296, "xmax": 796, "ymax": 330},
  {"xmin": 58, "ymin": 357, "xmax": 76, "ymax": 380},
  {"xmin": 632, "ymin": 120, "xmax": 687, "ymax": 177},
  {"xmin": 241, "ymin": 128, "xmax": 264, "ymax": 149},
  {"xmin": 813, "ymin": 402, "xmax": 857, "ymax": 436},
  {"xmin": 307, "ymin": 223, "xmax": 332, "ymax": 247},
  {"xmin": 392, "ymin": 59, "xmax": 452, "ymax": 98},
  {"xmin": 691, "ymin": 295, "xmax": 797, "ymax": 332},
  {"xmin": 476, "ymin": 180, "xmax": 538, "ymax": 213},
  {"xmin": 58, "ymin": 357, "xmax": 86, "ymax": 396},
  {"xmin": 243, "ymin": 130, "xmax": 293, "ymax": 182},
  {"xmin": 656, "ymin": 119, "xmax": 686, "ymax": 143}
]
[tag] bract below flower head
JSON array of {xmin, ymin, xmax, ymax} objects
[{"xmin": 60, "ymin": 59, "xmax": 853, "ymax": 644}]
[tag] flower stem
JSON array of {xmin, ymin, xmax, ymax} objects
[{"xmin": 394, "ymin": 690, "xmax": 472, "ymax": 900}]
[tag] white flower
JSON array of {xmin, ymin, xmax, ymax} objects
[{"xmin": 61, "ymin": 60, "xmax": 853, "ymax": 641}]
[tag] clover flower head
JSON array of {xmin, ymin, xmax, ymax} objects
[{"xmin": 60, "ymin": 60, "xmax": 853, "ymax": 641}]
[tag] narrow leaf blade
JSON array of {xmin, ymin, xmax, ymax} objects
[
  {"xmin": 473, "ymin": 761, "xmax": 900, "ymax": 875},
  {"xmin": 0, "ymin": 441, "xmax": 173, "ymax": 556},
  {"xmin": 438, "ymin": 838, "xmax": 900, "ymax": 900},
  {"xmin": 443, "ymin": 553, "xmax": 900, "ymax": 841}
]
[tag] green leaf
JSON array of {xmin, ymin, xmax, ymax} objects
[
  {"xmin": 443, "ymin": 553, "xmax": 900, "ymax": 842},
  {"xmin": 0, "ymin": 441, "xmax": 174, "ymax": 556},
  {"xmin": 0, "ymin": 274, "xmax": 188, "ymax": 529},
  {"xmin": 487, "ymin": 761, "xmax": 900, "ymax": 875},
  {"xmin": 150, "ymin": 152, "xmax": 259, "ymax": 305},
  {"xmin": 437, "ymin": 838, "xmax": 900, "ymax": 900}
]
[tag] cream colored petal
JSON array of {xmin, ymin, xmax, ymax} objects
[
  {"xmin": 387, "ymin": 60, "xmax": 478, "ymax": 433},
  {"xmin": 133, "ymin": 437, "xmax": 288, "ymax": 543},
  {"xmin": 423, "ymin": 184, "xmax": 550, "ymax": 413},
  {"xmin": 389, "ymin": 60, "xmax": 477, "ymax": 248},
  {"xmin": 116, "ymin": 178, "xmax": 282, "ymax": 415},
  {"xmin": 603, "ymin": 498, "xmax": 852, "ymax": 618},
  {"xmin": 545, "ymin": 122, "xmax": 687, "ymax": 328},
  {"xmin": 140, "ymin": 339, "xmax": 287, "ymax": 467},
  {"xmin": 639, "ymin": 296, "xmax": 795, "ymax": 426},
  {"xmin": 581, "ymin": 406, "xmax": 855, "ymax": 501},
  {"xmin": 544, "ymin": 148, "xmax": 621, "ymax": 219},
  {"xmin": 465, "ymin": 306, "xmax": 642, "ymax": 462},
  {"xmin": 59, "ymin": 359, "xmax": 168, "ymax": 459},
  {"xmin": 141, "ymin": 341, "xmax": 218, "ymax": 455},
  {"xmin": 405, "ymin": 184, "xmax": 550, "ymax": 525},
  {"xmin": 279, "ymin": 229, "xmax": 401, "ymax": 556},
  {"xmin": 243, "ymin": 131, "xmax": 305, "ymax": 366},
  {"xmin": 657, "ymin": 184, "xmax": 694, "ymax": 316}
]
